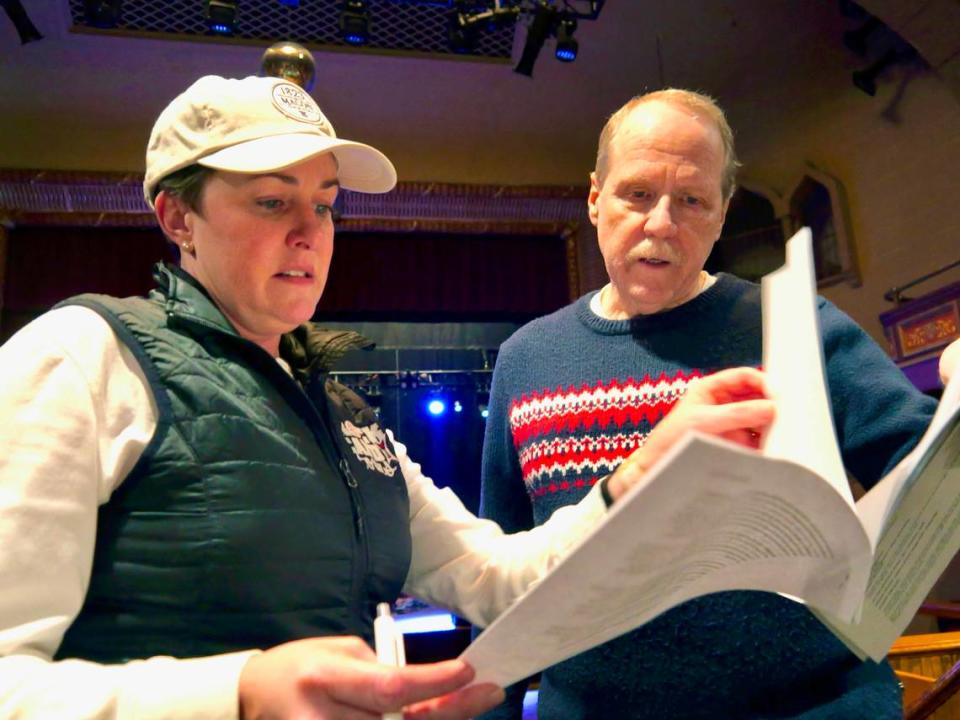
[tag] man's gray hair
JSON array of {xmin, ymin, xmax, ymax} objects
[{"xmin": 594, "ymin": 89, "xmax": 740, "ymax": 201}]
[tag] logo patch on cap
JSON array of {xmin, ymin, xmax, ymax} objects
[{"xmin": 271, "ymin": 82, "xmax": 330, "ymax": 133}]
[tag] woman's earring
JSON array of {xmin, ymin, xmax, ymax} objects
[{"xmin": 181, "ymin": 240, "xmax": 193, "ymax": 254}]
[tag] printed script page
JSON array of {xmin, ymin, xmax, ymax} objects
[
  {"xmin": 814, "ymin": 368, "xmax": 960, "ymax": 661},
  {"xmin": 461, "ymin": 434, "xmax": 872, "ymax": 688},
  {"xmin": 760, "ymin": 228, "xmax": 851, "ymax": 504}
]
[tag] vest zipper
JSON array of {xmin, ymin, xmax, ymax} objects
[
  {"xmin": 339, "ymin": 457, "xmax": 365, "ymax": 537},
  {"xmin": 309, "ymin": 385, "xmax": 370, "ymax": 629},
  {"xmin": 277, "ymin": 377, "xmax": 372, "ymax": 632},
  {"xmin": 172, "ymin": 315, "xmax": 373, "ymax": 631}
]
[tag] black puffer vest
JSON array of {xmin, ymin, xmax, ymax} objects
[{"xmin": 54, "ymin": 264, "xmax": 411, "ymax": 663}]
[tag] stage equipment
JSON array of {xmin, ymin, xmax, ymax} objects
[
  {"xmin": 340, "ymin": 0, "xmax": 370, "ymax": 46},
  {"xmin": 83, "ymin": 0, "xmax": 122, "ymax": 28},
  {"xmin": 0, "ymin": 0, "xmax": 42, "ymax": 44},
  {"xmin": 554, "ymin": 14, "xmax": 577, "ymax": 61},
  {"xmin": 205, "ymin": 0, "xmax": 237, "ymax": 35}
]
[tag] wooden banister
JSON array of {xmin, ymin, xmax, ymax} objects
[{"xmin": 906, "ymin": 660, "xmax": 960, "ymax": 720}]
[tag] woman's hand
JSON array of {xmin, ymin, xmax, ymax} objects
[
  {"xmin": 606, "ymin": 367, "xmax": 775, "ymax": 502},
  {"xmin": 239, "ymin": 636, "xmax": 504, "ymax": 719}
]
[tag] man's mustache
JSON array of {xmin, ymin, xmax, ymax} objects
[{"xmin": 624, "ymin": 240, "xmax": 680, "ymax": 264}]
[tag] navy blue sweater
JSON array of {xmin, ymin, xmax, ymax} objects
[{"xmin": 479, "ymin": 273, "xmax": 937, "ymax": 720}]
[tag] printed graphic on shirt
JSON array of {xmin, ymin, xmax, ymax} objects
[
  {"xmin": 508, "ymin": 372, "xmax": 701, "ymax": 496},
  {"xmin": 341, "ymin": 421, "xmax": 398, "ymax": 476}
]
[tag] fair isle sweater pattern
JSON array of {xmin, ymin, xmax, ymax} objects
[{"xmin": 508, "ymin": 372, "xmax": 701, "ymax": 498}]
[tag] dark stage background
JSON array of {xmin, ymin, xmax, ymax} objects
[{"xmin": 1, "ymin": 223, "xmax": 571, "ymax": 511}]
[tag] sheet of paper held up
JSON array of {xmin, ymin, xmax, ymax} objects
[
  {"xmin": 815, "ymin": 368, "xmax": 960, "ymax": 661},
  {"xmin": 761, "ymin": 228, "xmax": 851, "ymax": 505},
  {"xmin": 460, "ymin": 229, "xmax": 872, "ymax": 688}
]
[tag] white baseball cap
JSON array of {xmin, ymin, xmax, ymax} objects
[{"xmin": 143, "ymin": 75, "xmax": 397, "ymax": 206}]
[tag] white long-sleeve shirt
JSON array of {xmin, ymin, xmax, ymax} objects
[{"xmin": 0, "ymin": 306, "xmax": 607, "ymax": 719}]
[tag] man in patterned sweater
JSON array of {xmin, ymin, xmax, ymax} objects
[{"xmin": 478, "ymin": 89, "xmax": 938, "ymax": 719}]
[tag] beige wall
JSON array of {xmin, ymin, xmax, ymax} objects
[
  {"xmin": 737, "ymin": 71, "xmax": 960, "ymax": 622},
  {"xmin": 739, "ymin": 70, "xmax": 960, "ymax": 347}
]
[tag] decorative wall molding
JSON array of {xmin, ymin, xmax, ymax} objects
[{"xmin": 0, "ymin": 168, "xmax": 588, "ymax": 227}]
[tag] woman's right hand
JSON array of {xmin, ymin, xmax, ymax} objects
[{"xmin": 238, "ymin": 636, "xmax": 504, "ymax": 719}]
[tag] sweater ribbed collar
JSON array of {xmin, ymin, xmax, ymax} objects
[{"xmin": 575, "ymin": 273, "xmax": 745, "ymax": 335}]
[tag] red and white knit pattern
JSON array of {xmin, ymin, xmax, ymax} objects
[{"xmin": 509, "ymin": 372, "xmax": 702, "ymax": 493}]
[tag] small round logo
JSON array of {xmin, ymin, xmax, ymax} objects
[{"xmin": 271, "ymin": 82, "xmax": 330, "ymax": 133}]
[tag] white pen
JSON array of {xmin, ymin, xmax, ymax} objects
[{"xmin": 374, "ymin": 602, "xmax": 406, "ymax": 720}]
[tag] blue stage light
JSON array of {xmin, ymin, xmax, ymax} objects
[
  {"xmin": 555, "ymin": 16, "xmax": 578, "ymax": 62},
  {"xmin": 427, "ymin": 398, "xmax": 446, "ymax": 416},
  {"xmin": 454, "ymin": 400, "xmax": 463, "ymax": 413},
  {"xmin": 340, "ymin": 0, "xmax": 369, "ymax": 45},
  {"xmin": 205, "ymin": 0, "xmax": 236, "ymax": 35}
]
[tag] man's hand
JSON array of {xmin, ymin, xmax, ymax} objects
[
  {"xmin": 239, "ymin": 636, "xmax": 504, "ymax": 719},
  {"xmin": 606, "ymin": 367, "xmax": 775, "ymax": 502}
]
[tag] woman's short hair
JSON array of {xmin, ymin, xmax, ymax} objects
[{"xmin": 152, "ymin": 164, "xmax": 215, "ymax": 213}]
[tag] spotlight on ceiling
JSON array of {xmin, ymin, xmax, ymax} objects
[
  {"xmin": 851, "ymin": 47, "xmax": 900, "ymax": 96},
  {"xmin": 448, "ymin": 20, "xmax": 476, "ymax": 53},
  {"xmin": 554, "ymin": 15, "xmax": 577, "ymax": 62},
  {"xmin": 448, "ymin": 7, "xmax": 478, "ymax": 54},
  {"xmin": 205, "ymin": 0, "xmax": 237, "ymax": 35},
  {"xmin": 514, "ymin": 3, "xmax": 556, "ymax": 77},
  {"xmin": 83, "ymin": 0, "xmax": 122, "ymax": 28},
  {"xmin": 842, "ymin": 16, "xmax": 881, "ymax": 56},
  {"xmin": 0, "ymin": 0, "xmax": 43, "ymax": 44},
  {"xmin": 448, "ymin": 1, "xmax": 519, "ymax": 54},
  {"xmin": 340, "ymin": 0, "xmax": 370, "ymax": 46}
]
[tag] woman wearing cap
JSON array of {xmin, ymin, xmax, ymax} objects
[{"xmin": 0, "ymin": 75, "xmax": 775, "ymax": 719}]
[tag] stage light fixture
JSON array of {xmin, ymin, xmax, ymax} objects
[
  {"xmin": 554, "ymin": 15, "xmax": 577, "ymax": 62},
  {"xmin": 0, "ymin": 0, "xmax": 43, "ymax": 44},
  {"xmin": 851, "ymin": 47, "xmax": 898, "ymax": 96},
  {"xmin": 427, "ymin": 398, "xmax": 447, "ymax": 417},
  {"xmin": 449, "ymin": 1, "xmax": 520, "ymax": 54},
  {"xmin": 340, "ymin": 0, "xmax": 370, "ymax": 46},
  {"xmin": 842, "ymin": 16, "xmax": 881, "ymax": 57},
  {"xmin": 83, "ymin": 0, "xmax": 122, "ymax": 28},
  {"xmin": 476, "ymin": 386, "xmax": 490, "ymax": 419},
  {"xmin": 205, "ymin": 0, "xmax": 237, "ymax": 35},
  {"xmin": 514, "ymin": 3, "xmax": 556, "ymax": 77},
  {"xmin": 448, "ymin": 9, "xmax": 477, "ymax": 53},
  {"xmin": 453, "ymin": 400, "xmax": 463, "ymax": 413}
]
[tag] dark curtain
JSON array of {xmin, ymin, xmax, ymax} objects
[
  {"xmin": 316, "ymin": 230, "xmax": 570, "ymax": 321},
  {"xmin": 3, "ymin": 226, "xmax": 570, "ymax": 340},
  {"xmin": 2, "ymin": 226, "xmax": 171, "ymax": 341}
]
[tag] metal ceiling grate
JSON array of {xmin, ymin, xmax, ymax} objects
[{"xmin": 67, "ymin": 0, "xmax": 516, "ymax": 60}]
